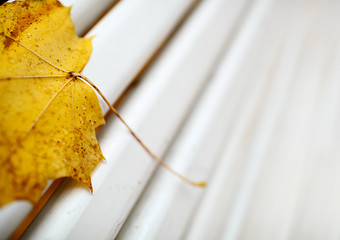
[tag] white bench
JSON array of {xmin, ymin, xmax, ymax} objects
[{"xmin": 1, "ymin": 0, "xmax": 340, "ymax": 239}]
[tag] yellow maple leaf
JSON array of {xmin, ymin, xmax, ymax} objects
[
  {"xmin": 0, "ymin": 0, "xmax": 206, "ymax": 208},
  {"xmin": 0, "ymin": 0, "xmax": 105, "ymax": 206}
]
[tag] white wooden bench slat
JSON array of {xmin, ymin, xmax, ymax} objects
[
  {"xmin": 60, "ymin": 0, "xmax": 118, "ymax": 36},
  {"xmin": 115, "ymin": 0, "xmax": 251, "ymax": 238}
]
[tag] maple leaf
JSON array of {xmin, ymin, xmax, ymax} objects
[
  {"xmin": 0, "ymin": 0, "xmax": 105, "ymax": 206},
  {"xmin": 0, "ymin": 0, "xmax": 206, "ymax": 208}
]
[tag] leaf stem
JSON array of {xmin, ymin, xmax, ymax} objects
[{"xmin": 77, "ymin": 73, "xmax": 206, "ymax": 188}]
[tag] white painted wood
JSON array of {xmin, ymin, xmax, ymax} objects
[
  {"xmin": 60, "ymin": 0, "xmax": 118, "ymax": 36},
  {"xmin": 185, "ymin": 0, "xmax": 340, "ymax": 240},
  {"xmin": 82, "ymin": 0, "xmax": 198, "ymax": 115},
  {"xmin": 0, "ymin": 201, "xmax": 31, "ymax": 240},
  {"xmin": 234, "ymin": 2, "xmax": 340, "ymax": 239},
  {"xmin": 183, "ymin": 1, "xmax": 288, "ymax": 238},
  {"xmin": 115, "ymin": 0, "xmax": 251, "ymax": 239},
  {"xmin": 0, "ymin": 0, "xmax": 196, "ymax": 239}
]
